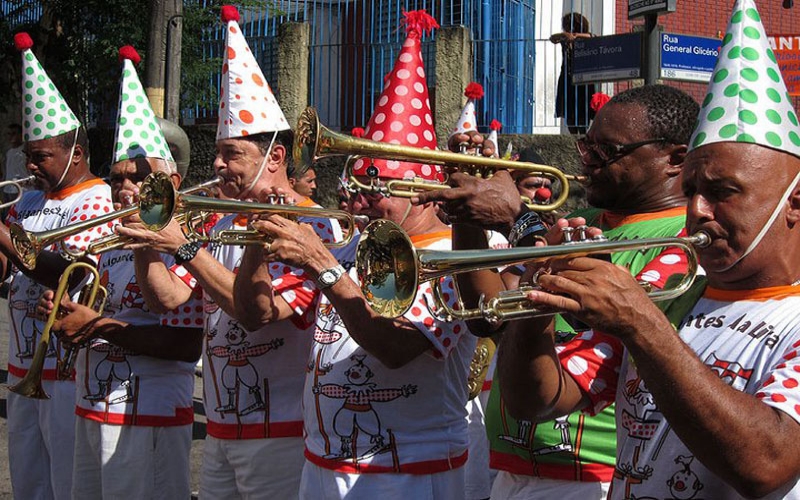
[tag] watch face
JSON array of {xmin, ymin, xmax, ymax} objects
[{"xmin": 320, "ymin": 271, "xmax": 335, "ymax": 285}]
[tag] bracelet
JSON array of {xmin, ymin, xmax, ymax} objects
[{"xmin": 508, "ymin": 211, "xmax": 548, "ymax": 247}]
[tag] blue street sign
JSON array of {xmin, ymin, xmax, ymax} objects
[
  {"xmin": 572, "ymin": 33, "xmax": 642, "ymax": 84},
  {"xmin": 660, "ymin": 32, "xmax": 722, "ymax": 82}
]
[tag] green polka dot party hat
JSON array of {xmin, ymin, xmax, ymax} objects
[
  {"xmin": 690, "ymin": 0, "xmax": 800, "ymax": 157},
  {"xmin": 113, "ymin": 46, "xmax": 174, "ymax": 163},
  {"xmin": 15, "ymin": 32, "xmax": 81, "ymax": 142},
  {"xmin": 217, "ymin": 5, "xmax": 289, "ymax": 141}
]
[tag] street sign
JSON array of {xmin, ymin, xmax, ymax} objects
[
  {"xmin": 628, "ymin": 0, "xmax": 677, "ymax": 19},
  {"xmin": 768, "ymin": 35, "xmax": 800, "ymax": 96},
  {"xmin": 660, "ymin": 32, "xmax": 721, "ymax": 83},
  {"xmin": 572, "ymin": 33, "xmax": 642, "ymax": 84}
]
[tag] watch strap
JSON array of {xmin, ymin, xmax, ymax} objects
[
  {"xmin": 317, "ymin": 264, "xmax": 346, "ymax": 289},
  {"xmin": 175, "ymin": 241, "xmax": 202, "ymax": 265},
  {"xmin": 508, "ymin": 211, "xmax": 548, "ymax": 247}
]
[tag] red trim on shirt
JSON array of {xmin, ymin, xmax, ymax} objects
[
  {"xmin": 45, "ymin": 178, "xmax": 107, "ymax": 200},
  {"xmin": 8, "ymin": 364, "xmax": 72, "ymax": 381},
  {"xmin": 206, "ymin": 420, "xmax": 303, "ymax": 439},
  {"xmin": 598, "ymin": 206, "xmax": 686, "ymax": 229},
  {"xmin": 76, "ymin": 406, "xmax": 194, "ymax": 426},
  {"xmin": 704, "ymin": 285, "xmax": 800, "ymax": 302},
  {"xmin": 482, "ymin": 379, "xmax": 492, "ymax": 392},
  {"xmin": 305, "ymin": 448, "xmax": 468, "ymax": 474},
  {"xmin": 489, "ymin": 451, "xmax": 614, "ymax": 482}
]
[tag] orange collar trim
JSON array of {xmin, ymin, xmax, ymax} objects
[
  {"xmin": 46, "ymin": 178, "xmax": 106, "ymax": 200},
  {"xmin": 410, "ymin": 229, "xmax": 452, "ymax": 247},
  {"xmin": 599, "ymin": 206, "xmax": 686, "ymax": 229},
  {"xmin": 705, "ymin": 285, "xmax": 800, "ymax": 302}
]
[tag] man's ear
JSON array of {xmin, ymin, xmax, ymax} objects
[
  {"xmin": 170, "ymin": 172, "xmax": 182, "ymax": 190},
  {"xmin": 664, "ymin": 144, "xmax": 688, "ymax": 178},
  {"xmin": 72, "ymin": 143, "xmax": 85, "ymax": 166},
  {"xmin": 785, "ymin": 177, "xmax": 800, "ymax": 225},
  {"xmin": 267, "ymin": 144, "xmax": 286, "ymax": 173}
]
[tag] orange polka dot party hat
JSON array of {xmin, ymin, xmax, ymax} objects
[
  {"xmin": 15, "ymin": 32, "xmax": 81, "ymax": 142},
  {"xmin": 113, "ymin": 46, "xmax": 174, "ymax": 163},
  {"xmin": 351, "ymin": 9, "xmax": 442, "ymax": 181},
  {"xmin": 450, "ymin": 82, "xmax": 484, "ymax": 139},
  {"xmin": 216, "ymin": 5, "xmax": 290, "ymax": 140}
]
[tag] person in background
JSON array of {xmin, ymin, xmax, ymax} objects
[
  {"xmin": 551, "ymin": 12, "xmax": 596, "ymax": 135},
  {"xmin": 289, "ymin": 165, "xmax": 317, "ymax": 199}
]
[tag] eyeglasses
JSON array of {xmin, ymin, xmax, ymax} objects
[{"xmin": 576, "ymin": 137, "xmax": 667, "ymax": 167}]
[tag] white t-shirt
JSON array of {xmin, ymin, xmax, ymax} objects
[
  {"xmin": 74, "ymin": 249, "xmax": 202, "ymax": 426},
  {"xmin": 559, "ymin": 285, "xmax": 800, "ymax": 499},
  {"xmin": 6, "ymin": 179, "xmax": 114, "ymax": 379},
  {"xmin": 177, "ymin": 207, "xmax": 344, "ymax": 440},
  {"xmin": 303, "ymin": 230, "xmax": 478, "ymax": 474}
]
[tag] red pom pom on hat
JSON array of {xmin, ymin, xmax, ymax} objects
[
  {"xmin": 590, "ymin": 92, "xmax": 611, "ymax": 112},
  {"xmin": 14, "ymin": 32, "xmax": 34, "ymax": 51},
  {"xmin": 464, "ymin": 82, "xmax": 484, "ymax": 100},
  {"xmin": 118, "ymin": 45, "xmax": 141, "ymax": 65},
  {"xmin": 490, "ymin": 119, "xmax": 502, "ymax": 131},
  {"xmin": 351, "ymin": 127, "xmax": 365, "ymax": 138},
  {"xmin": 221, "ymin": 5, "xmax": 240, "ymax": 23},
  {"xmin": 401, "ymin": 10, "xmax": 439, "ymax": 38}
]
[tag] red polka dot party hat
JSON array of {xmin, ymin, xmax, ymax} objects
[
  {"xmin": 15, "ymin": 32, "xmax": 81, "ymax": 142},
  {"xmin": 113, "ymin": 46, "xmax": 174, "ymax": 164},
  {"xmin": 450, "ymin": 82, "xmax": 484, "ymax": 138},
  {"xmin": 487, "ymin": 119, "xmax": 501, "ymax": 158},
  {"xmin": 352, "ymin": 10, "xmax": 441, "ymax": 181},
  {"xmin": 217, "ymin": 5, "xmax": 289, "ymax": 140}
]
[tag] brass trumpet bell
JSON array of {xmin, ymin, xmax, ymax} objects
[{"xmin": 356, "ymin": 219, "xmax": 709, "ymax": 321}]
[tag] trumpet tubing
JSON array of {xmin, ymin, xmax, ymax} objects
[
  {"xmin": 178, "ymin": 195, "xmax": 357, "ymax": 247},
  {"xmin": 0, "ymin": 175, "xmax": 36, "ymax": 210},
  {"xmin": 295, "ymin": 107, "xmax": 575, "ymax": 212},
  {"xmin": 8, "ymin": 262, "xmax": 106, "ymax": 399},
  {"xmin": 11, "ymin": 173, "xmax": 221, "ymax": 269},
  {"xmin": 356, "ymin": 219, "xmax": 709, "ymax": 321}
]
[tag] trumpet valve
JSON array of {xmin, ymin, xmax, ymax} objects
[
  {"xmin": 575, "ymin": 225, "xmax": 589, "ymax": 242},
  {"xmin": 561, "ymin": 226, "xmax": 576, "ymax": 244}
]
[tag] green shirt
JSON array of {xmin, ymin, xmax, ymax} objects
[{"xmin": 486, "ymin": 206, "xmax": 686, "ymax": 482}]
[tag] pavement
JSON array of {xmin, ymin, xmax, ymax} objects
[{"xmin": 0, "ymin": 297, "xmax": 208, "ymax": 499}]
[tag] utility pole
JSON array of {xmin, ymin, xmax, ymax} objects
[
  {"xmin": 146, "ymin": 0, "xmax": 181, "ymax": 119},
  {"xmin": 164, "ymin": 10, "xmax": 183, "ymax": 122}
]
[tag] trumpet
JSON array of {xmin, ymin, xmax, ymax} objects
[
  {"xmin": 177, "ymin": 194, "xmax": 357, "ymax": 247},
  {"xmin": 11, "ymin": 173, "xmax": 220, "ymax": 269},
  {"xmin": 356, "ymin": 219, "xmax": 710, "ymax": 321},
  {"xmin": 8, "ymin": 262, "xmax": 106, "ymax": 399},
  {"xmin": 0, "ymin": 175, "xmax": 36, "ymax": 210},
  {"xmin": 294, "ymin": 107, "xmax": 583, "ymax": 211}
]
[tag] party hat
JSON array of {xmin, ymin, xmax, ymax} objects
[
  {"xmin": 351, "ymin": 10, "xmax": 441, "ymax": 181},
  {"xmin": 450, "ymin": 82, "xmax": 484, "ymax": 138},
  {"xmin": 217, "ymin": 5, "xmax": 290, "ymax": 140},
  {"xmin": 689, "ymin": 0, "xmax": 800, "ymax": 157},
  {"xmin": 113, "ymin": 46, "xmax": 174, "ymax": 163},
  {"xmin": 15, "ymin": 32, "xmax": 81, "ymax": 142}
]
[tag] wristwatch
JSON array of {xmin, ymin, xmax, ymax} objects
[
  {"xmin": 175, "ymin": 241, "xmax": 202, "ymax": 265},
  {"xmin": 317, "ymin": 265, "xmax": 346, "ymax": 289},
  {"xmin": 508, "ymin": 211, "xmax": 548, "ymax": 247}
]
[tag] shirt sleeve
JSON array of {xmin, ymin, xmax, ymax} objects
[
  {"xmin": 754, "ymin": 338, "xmax": 800, "ymax": 424},
  {"xmin": 61, "ymin": 193, "xmax": 116, "ymax": 260},
  {"xmin": 635, "ymin": 228, "xmax": 690, "ymax": 290},
  {"xmin": 557, "ymin": 329, "xmax": 625, "ymax": 415},
  {"xmin": 267, "ymin": 262, "xmax": 320, "ymax": 330},
  {"xmin": 402, "ymin": 277, "xmax": 469, "ymax": 359}
]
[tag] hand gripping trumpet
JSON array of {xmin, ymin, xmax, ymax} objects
[
  {"xmin": 0, "ymin": 174, "xmax": 36, "ymax": 210},
  {"xmin": 10, "ymin": 173, "xmax": 221, "ymax": 270},
  {"xmin": 7, "ymin": 262, "xmax": 107, "ymax": 399},
  {"xmin": 294, "ymin": 107, "xmax": 584, "ymax": 212},
  {"xmin": 356, "ymin": 219, "xmax": 710, "ymax": 322}
]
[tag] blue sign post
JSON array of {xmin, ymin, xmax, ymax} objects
[
  {"xmin": 660, "ymin": 33, "xmax": 721, "ymax": 82},
  {"xmin": 572, "ymin": 33, "xmax": 643, "ymax": 84}
]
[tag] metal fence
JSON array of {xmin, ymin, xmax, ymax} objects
[{"xmin": 188, "ymin": 0, "xmax": 537, "ymax": 133}]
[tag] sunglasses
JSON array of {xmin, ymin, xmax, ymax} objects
[{"xmin": 576, "ymin": 137, "xmax": 667, "ymax": 167}]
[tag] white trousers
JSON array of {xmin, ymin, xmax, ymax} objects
[
  {"xmin": 491, "ymin": 471, "xmax": 611, "ymax": 500},
  {"xmin": 300, "ymin": 461, "xmax": 466, "ymax": 500},
  {"xmin": 7, "ymin": 377, "xmax": 75, "ymax": 500},
  {"xmin": 465, "ymin": 397, "xmax": 493, "ymax": 500},
  {"xmin": 199, "ymin": 435, "xmax": 305, "ymax": 500},
  {"xmin": 72, "ymin": 417, "xmax": 192, "ymax": 499}
]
